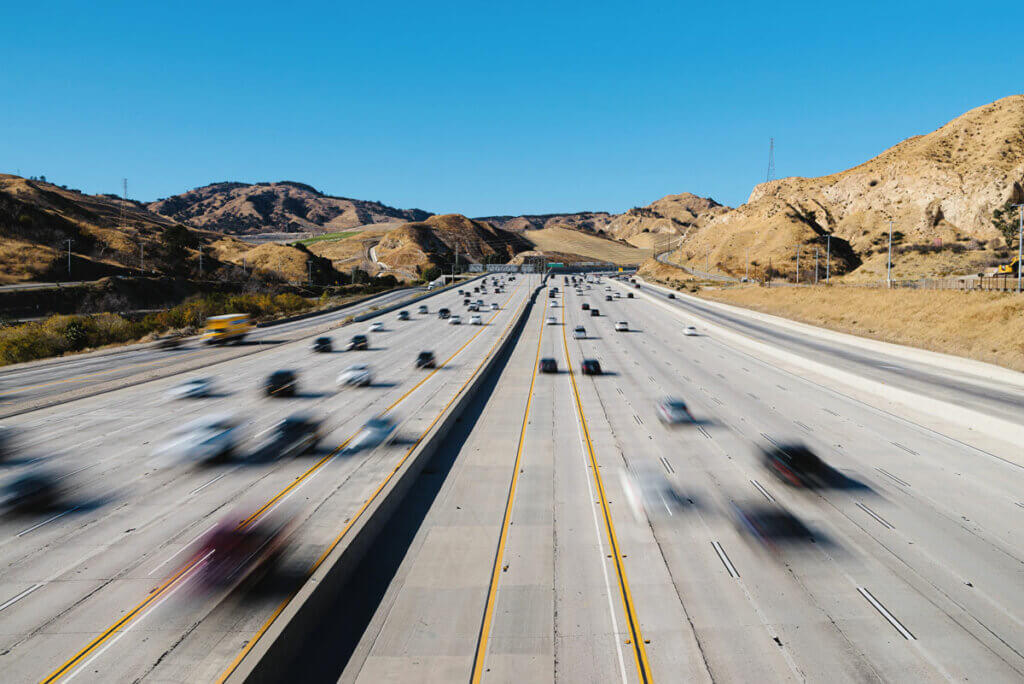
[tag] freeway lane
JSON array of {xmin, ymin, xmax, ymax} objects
[
  {"xmin": 0, "ymin": 286, "xmax": 424, "ymax": 413},
  {"xmin": 0, "ymin": 276, "xmax": 533, "ymax": 682}
]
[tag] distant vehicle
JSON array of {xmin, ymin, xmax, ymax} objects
[
  {"xmin": 667, "ymin": 293, "xmax": 676, "ymax": 299},
  {"xmin": 347, "ymin": 334, "xmax": 369, "ymax": 351},
  {"xmin": 0, "ymin": 426, "xmax": 13, "ymax": 461},
  {"xmin": 619, "ymin": 464, "xmax": 687, "ymax": 522},
  {"xmin": 627, "ymin": 292, "xmax": 634, "ymax": 298},
  {"xmin": 416, "ymin": 351, "xmax": 437, "ymax": 369},
  {"xmin": 551, "ymin": 300, "xmax": 558, "ymax": 307},
  {"xmin": 684, "ymin": 326, "xmax": 698, "ymax": 336},
  {"xmin": 549, "ymin": 291, "xmax": 556, "ymax": 298},
  {"xmin": 1, "ymin": 469, "xmax": 62, "ymax": 512},
  {"xmin": 657, "ymin": 397, "xmax": 693, "ymax": 425},
  {"xmin": 760, "ymin": 443, "xmax": 828, "ymax": 488},
  {"xmin": 188, "ymin": 511, "xmax": 296, "ymax": 591},
  {"xmin": 581, "ymin": 359, "xmax": 602, "ymax": 375},
  {"xmin": 251, "ymin": 414, "xmax": 321, "ymax": 461},
  {"xmin": 491, "ymin": 302, "xmax": 499, "ymax": 310},
  {"xmin": 470, "ymin": 314, "xmax": 483, "ymax": 325},
  {"xmin": 438, "ymin": 308, "xmax": 451, "ymax": 319},
  {"xmin": 463, "ymin": 298, "xmax": 471, "ymax": 306},
  {"xmin": 614, "ymin": 292, "xmax": 622, "ymax": 298},
  {"xmin": 590, "ymin": 308, "xmax": 600, "ymax": 317},
  {"xmin": 337, "ymin": 364, "xmax": 373, "ymax": 388},
  {"xmin": 614, "ymin": 321, "xmax": 629, "ymax": 332},
  {"xmin": 161, "ymin": 414, "xmax": 239, "ymax": 463},
  {"xmin": 418, "ymin": 304, "xmax": 429, "ymax": 314},
  {"xmin": 369, "ymin": 321, "xmax": 384, "ymax": 332},
  {"xmin": 449, "ymin": 315, "xmax": 462, "ymax": 325},
  {"xmin": 167, "ymin": 377, "xmax": 213, "ymax": 399},
  {"xmin": 468, "ymin": 303, "xmax": 479, "ymax": 311},
  {"xmin": 458, "ymin": 289, "xmax": 465, "ymax": 295},
  {"xmin": 581, "ymin": 303, "xmax": 590, "ymax": 310},
  {"xmin": 573, "ymin": 326, "xmax": 586, "ymax": 339},
  {"xmin": 605, "ymin": 295, "xmax": 613, "ymax": 301},
  {"xmin": 265, "ymin": 370, "xmax": 298, "ymax": 397},
  {"xmin": 348, "ymin": 416, "xmax": 396, "ymax": 453},
  {"xmin": 546, "ymin": 315, "xmax": 558, "ymax": 325},
  {"xmin": 476, "ymin": 299, "xmax": 484, "ymax": 306},
  {"xmin": 539, "ymin": 358, "xmax": 558, "ymax": 373},
  {"xmin": 733, "ymin": 503, "xmax": 815, "ymax": 552},
  {"xmin": 202, "ymin": 314, "xmax": 252, "ymax": 345},
  {"xmin": 397, "ymin": 310, "xmax": 410, "ymax": 321},
  {"xmin": 312, "ymin": 337, "xmax": 333, "ymax": 353}
]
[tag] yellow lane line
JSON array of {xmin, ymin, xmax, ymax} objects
[
  {"xmin": 214, "ymin": 282, "xmax": 534, "ymax": 683},
  {"xmin": 559, "ymin": 289, "xmax": 654, "ymax": 684},
  {"xmin": 41, "ymin": 281, "xmax": 524, "ymax": 684},
  {"xmin": 469, "ymin": 294, "xmax": 547, "ymax": 682}
]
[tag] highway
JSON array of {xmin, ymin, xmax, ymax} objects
[
  {"xmin": 0, "ymin": 275, "xmax": 534, "ymax": 682},
  {"xmin": 339, "ymin": 276, "xmax": 1024, "ymax": 683}
]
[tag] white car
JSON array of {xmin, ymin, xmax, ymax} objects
[
  {"xmin": 167, "ymin": 377, "xmax": 212, "ymax": 399},
  {"xmin": 684, "ymin": 326, "xmax": 698, "ymax": 336},
  {"xmin": 449, "ymin": 315, "xmax": 462, "ymax": 325},
  {"xmin": 614, "ymin": 292, "xmax": 622, "ymax": 298},
  {"xmin": 615, "ymin": 321, "xmax": 629, "ymax": 332},
  {"xmin": 546, "ymin": 316, "xmax": 558, "ymax": 325},
  {"xmin": 158, "ymin": 414, "xmax": 239, "ymax": 463},
  {"xmin": 470, "ymin": 314, "xmax": 483, "ymax": 325},
  {"xmin": 347, "ymin": 416, "xmax": 396, "ymax": 453},
  {"xmin": 491, "ymin": 302, "xmax": 499, "ymax": 310},
  {"xmin": 551, "ymin": 300, "xmax": 558, "ymax": 307},
  {"xmin": 336, "ymin": 364, "xmax": 372, "ymax": 388},
  {"xmin": 573, "ymin": 326, "xmax": 586, "ymax": 339},
  {"xmin": 369, "ymin": 322, "xmax": 384, "ymax": 332}
]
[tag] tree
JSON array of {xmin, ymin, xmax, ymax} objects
[
  {"xmin": 350, "ymin": 268, "xmax": 370, "ymax": 284},
  {"xmin": 992, "ymin": 202, "xmax": 1021, "ymax": 248},
  {"xmin": 421, "ymin": 265, "xmax": 442, "ymax": 282}
]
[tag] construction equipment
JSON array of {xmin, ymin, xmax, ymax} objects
[{"xmin": 995, "ymin": 257, "xmax": 1022, "ymax": 276}]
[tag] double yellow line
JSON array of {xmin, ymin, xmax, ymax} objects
[{"xmin": 41, "ymin": 281, "xmax": 526, "ymax": 684}]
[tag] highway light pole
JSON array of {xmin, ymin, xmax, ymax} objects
[
  {"xmin": 745, "ymin": 247, "xmax": 750, "ymax": 281},
  {"xmin": 826, "ymin": 235, "xmax": 832, "ymax": 283},
  {"xmin": 886, "ymin": 219, "xmax": 894, "ymax": 288},
  {"xmin": 814, "ymin": 247, "xmax": 819, "ymax": 284},
  {"xmin": 796, "ymin": 244, "xmax": 800, "ymax": 284},
  {"xmin": 1015, "ymin": 204, "xmax": 1023, "ymax": 294},
  {"xmin": 64, "ymin": 239, "xmax": 74, "ymax": 276}
]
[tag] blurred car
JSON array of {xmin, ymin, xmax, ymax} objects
[
  {"xmin": 337, "ymin": 364, "xmax": 373, "ymax": 388},
  {"xmin": 438, "ymin": 308, "xmax": 451, "ymax": 319},
  {"xmin": 398, "ymin": 310, "xmax": 410, "ymax": 321},
  {"xmin": 657, "ymin": 397, "xmax": 694, "ymax": 425},
  {"xmin": 551, "ymin": 300, "xmax": 558, "ymax": 307},
  {"xmin": 265, "ymin": 370, "xmax": 298, "ymax": 397},
  {"xmin": 573, "ymin": 325, "xmax": 586, "ymax": 339},
  {"xmin": 463, "ymin": 298, "xmax": 471, "ymax": 306},
  {"xmin": 188, "ymin": 511, "xmax": 296, "ymax": 591},
  {"xmin": 539, "ymin": 358, "xmax": 558, "ymax": 373},
  {"xmin": 369, "ymin": 321, "xmax": 384, "ymax": 332},
  {"xmin": 418, "ymin": 304, "xmax": 429, "ymax": 314},
  {"xmin": 251, "ymin": 414, "xmax": 321, "ymax": 461},
  {"xmin": 627, "ymin": 292, "xmax": 634, "ymax": 298},
  {"xmin": 348, "ymin": 416, "xmax": 396, "ymax": 453},
  {"xmin": 668, "ymin": 293, "xmax": 676, "ymax": 299},
  {"xmin": 491, "ymin": 302, "xmax": 499, "ymax": 310},
  {"xmin": 760, "ymin": 442, "xmax": 828, "ymax": 488},
  {"xmin": 614, "ymin": 321, "xmax": 629, "ymax": 332},
  {"xmin": 311, "ymin": 337, "xmax": 333, "ymax": 353},
  {"xmin": 1, "ymin": 469, "xmax": 62, "ymax": 512},
  {"xmin": 155, "ymin": 334, "xmax": 184, "ymax": 349},
  {"xmin": 470, "ymin": 314, "xmax": 483, "ymax": 325},
  {"xmin": 605, "ymin": 295, "xmax": 613, "ymax": 301},
  {"xmin": 581, "ymin": 303, "xmax": 590, "ymax": 311},
  {"xmin": 0, "ymin": 426, "xmax": 12, "ymax": 460},
  {"xmin": 168, "ymin": 377, "xmax": 213, "ymax": 399},
  {"xmin": 416, "ymin": 351, "xmax": 437, "ymax": 369},
  {"xmin": 614, "ymin": 292, "xmax": 622, "ymax": 298},
  {"xmin": 733, "ymin": 503, "xmax": 815, "ymax": 552},
  {"xmin": 449, "ymin": 315, "xmax": 462, "ymax": 325},
  {"xmin": 468, "ymin": 303, "xmax": 479, "ymax": 311},
  {"xmin": 347, "ymin": 334, "xmax": 369, "ymax": 351},
  {"xmin": 619, "ymin": 465, "xmax": 687, "ymax": 522},
  {"xmin": 590, "ymin": 308, "xmax": 600, "ymax": 317},
  {"xmin": 684, "ymin": 326, "xmax": 698, "ymax": 336},
  {"xmin": 458, "ymin": 289, "xmax": 465, "ymax": 295},
  {"xmin": 581, "ymin": 359, "xmax": 602, "ymax": 375},
  {"xmin": 546, "ymin": 316, "xmax": 558, "ymax": 325},
  {"xmin": 161, "ymin": 414, "xmax": 239, "ymax": 463}
]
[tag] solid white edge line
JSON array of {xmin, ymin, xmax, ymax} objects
[
  {"xmin": 0, "ymin": 583, "xmax": 44, "ymax": 612},
  {"xmin": 857, "ymin": 587, "xmax": 915, "ymax": 640}
]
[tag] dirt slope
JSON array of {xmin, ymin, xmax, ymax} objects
[{"xmin": 520, "ymin": 227, "xmax": 651, "ymax": 265}]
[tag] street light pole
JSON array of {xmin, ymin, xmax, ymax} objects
[
  {"xmin": 826, "ymin": 235, "xmax": 832, "ymax": 283},
  {"xmin": 796, "ymin": 244, "xmax": 800, "ymax": 284},
  {"xmin": 745, "ymin": 247, "xmax": 750, "ymax": 281},
  {"xmin": 1014, "ymin": 204, "xmax": 1024, "ymax": 294},
  {"xmin": 887, "ymin": 219, "xmax": 894, "ymax": 287},
  {"xmin": 815, "ymin": 247, "xmax": 819, "ymax": 284},
  {"xmin": 64, "ymin": 239, "xmax": 74, "ymax": 276}
]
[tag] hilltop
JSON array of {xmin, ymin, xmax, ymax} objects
[{"xmin": 148, "ymin": 181, "xmax": 431, "ymax": 235}]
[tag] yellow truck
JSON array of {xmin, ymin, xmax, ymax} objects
[{"xmin": 202, "ymin": 313, "xmax": 252, "ymax": 344}]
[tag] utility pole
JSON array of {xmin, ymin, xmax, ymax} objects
[
  {"xmin": 64, "ymin": 239, "xmax": 74, "ymax": 277},
  {"xmin": 886, "ymin": 219, "xmax": 894, "ymax": 287},
  {"xmin": 745, "ymin": 247, "xmax": 750, "ymax": 281},
  {"xmin": 826, "ymin": 234, "xmax": 832, "ymax": 283},
  {"xmin": 1014, "ymin": 204, "xmax": 1024, "ymax": 294},
  {"xmin": 140, "ymin": 243, "xmax": 144, "ymax": 271},
  {"xmin": 199, "ymin": 246, "xmax": 203, "ymax": 277},
  {"xmin": 308, "ymin": 260, "xmax": 313, "ymax": 285},
  {"xmin": 796, "ymin": 244, "xmax": 800, "ymax": 284},
  {"xmin": 814, "ymin": 247, "xmax": 819, "ymax": 284}
]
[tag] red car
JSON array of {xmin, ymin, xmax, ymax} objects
[{"xmin": 581, "ymin": 359, "xmax": 602, "ymax": 375}]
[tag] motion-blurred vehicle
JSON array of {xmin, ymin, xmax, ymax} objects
[
  {"xmin": 760, "ymin": 442, "xmax": 828, "ymax": 488},
  {"xmin": 590, "ymin": 308, "xmax": 600, "ymax": 317},
  {"xmin": 470, "ymin": 314, "xmax": 483, "ymax": 325},
  {"xmin": 155, "ymin": 334, "xmax": 184, "ymax": 349},
  {"xmin": 416, "ymin": 351, "xmax": 437, "ymax": 369},
  {"xmin": 251, "ymin": 414, "xmax": 321, "ymax": 461},
  {"xmin": 458, "ymin": 289, "xmax": 465, "ymax": 295},
  {"xmin": 733, "ymin": 502, "xmax": 815, "ymax": 552},
  {"xmin": 463, "ymin": 298, "xmax": 471, "ymax": 306},
  {"xmin": 605, "ymin": 295, "xmax": 613, "ymax": 301},
  {"xmin": 167, "ymin": 377, "xmax": 213, "ymax": 399},
  {"xmin": 337, "ymin": 364, "xmax": 373, "ymax": 388},
  {"xmin": 546, "ymin": 315, "xmax": 558, "ymax": 325},
  {"xmin": 265, "ymin": 370, "xmax": 298, "ymax": 397},
  {"xmin": 347, "ymin": 334, "xmax": 369, "ymax": 351},
  {"xmin": 656, "ymin": 397, "xmax": 694, "ymax": 425},
  {"xmin": 202, "ymin": 314, "xmax": 252, "ymax": 345},
  {"xmin": 369, "ymin": 321, "xmax": 384, "ymax": 332},
  {"xmin": 684, "ymin": 326, "xmax": 698, "ymax": 336},
  {"xmin": 188, "ymin": 511, "xmax": 296, "ymax": 591},
  {"xmin": 667, "ymin": 293, "xmax": 676, "ymax": 299},
  {"xmin": 573, "ymin": 325, "xmax": 586, "ymax": 339},
  {"xmin": 614, "ymin": 321, "xmax": 629, "ymax": 332},
  {"xmin": 619, "ymin": 464, "xmax": 687, "ymax": 521},
  {"xmin": 449, "ymin": 315, "xmax": 462, "ymax": 325},
  {"xmin": 0, "ymin": 426, "xmax": 13, "ymax": 460},
  {"xmin": 581, "ymin": 302, "xmax": 590, "ymax": 310},
  {"xmin": 1, "ymin": 469, "xmax": 62, "ymax": 512},
  {"xmin": 311, "ymin": 337, "xmax": 333, "ymax": 353},
  {"xmin": 398, "ymin": 310, "xmax": 410, "ymax": 321},
  {"xmin": 627, "ymin": 292, "xmax": 634, "ymax": 298},
  {"xmin": 614, "ymin": 292, "xmax": 622, "ymax": 298},
  {"xmin": 348, "ymin": 416, "xmax": 396, "ymax": 453},
  {"xmin": 539, "ymin": 358, "xmax": 558, "ymax": 373},
  {"xmin": 468, "ymin": 303, "xmax": 479, "ymax": 311},
  {"xmin": 418, "ymin": 304, "xmax": 429, "ymax": 314},
  {"xmin": 581, "ymin": 359, "xmax": 602, "ymax": 375},
  {"xmin": 491, "ymin": 302, "xmax": 499, "ymax": 310},
  {"xmin": 161, "ymin": 414, "xmax": 239, "ymax": 463},
  {"xmin": 551, "ymin": 300, "xmax": 558, "ymax": 307},
  {"xmin": 438, "ymin": 308, "xmax": 451, "ymax": 319}
]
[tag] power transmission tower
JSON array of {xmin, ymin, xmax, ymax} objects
[{"xmin": 766, "ymin": 137, "xmax": 775, "ymax": 183}]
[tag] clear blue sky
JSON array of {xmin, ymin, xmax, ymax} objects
[{"xmin": 1, "ymin": 1, "xmax": 1020, "ymax": 217}]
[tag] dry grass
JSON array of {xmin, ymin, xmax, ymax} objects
[
  {"xmin": 523, "ymin": 227, "xmax": 651, "ymax": 264},
  {"xmin": 699, "ymin": 286, "xmax": 1024, "ymax": 372}
]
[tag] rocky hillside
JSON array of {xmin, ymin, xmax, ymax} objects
[
  {"xmin": 669, "ymin": 95, "xmax": 1024, "ymax": 280},
  {"xmin": 480, "ymin": 211, "xmax": 614, "ymax": 234},
  {"xmin": 148, "ymin": 181, "xmax": 431, "ymax": 235}
]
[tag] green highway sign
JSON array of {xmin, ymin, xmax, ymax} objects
[{"xmin": 547, "ymin": 263, "xmax": 564, "ymax": 267}]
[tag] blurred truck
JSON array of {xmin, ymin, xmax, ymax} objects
[{"xmin": 202, "ymin": 314, "xmax": 252, "ymax": 344}]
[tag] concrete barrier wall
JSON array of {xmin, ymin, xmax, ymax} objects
[{"xmin": 228, "ymin": 279, "xmax": 542, "ymax": 683}]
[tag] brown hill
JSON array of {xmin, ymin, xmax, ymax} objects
[
  {"xmin": 670, "ymin": 95, "xmax": 1024, "ymax": 279},
  {"xmin": 148, "ymin": 181, "xmax": 431, "ymax": 236},
  {"xmin": 480, "ymin": 212, "xmax": 614, "ymax": 234},
  {"xmin": 608, "ymin": 193, "xmax": 730, "ymax": 244}
]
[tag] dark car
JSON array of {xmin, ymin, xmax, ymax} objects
[
  {"xmin": 733, "ymin": 503, "xmax": 816, "ymax": 551},
  {"xmin": 416, "ymin": 351, "xmax": 437, "ymax": 369},
  {"xmin": 463, "ymin": 298, "xmax": 471, "ymax": 306},
  {"xmin": 668, "ymin": 293, "xmax": 676, "ymax": 299},
  {"xmin": 627, "ymin": 292, "xmax": 634, "ymax": 299},
  {"xmin": 605, "ymin": 295, "xmax": 613, "ymax": 301},
  {"xmin": 251, "ymin": 414, "xmax": 321, "ymax": 461},
  {"xmin": 539, "ymin": 358, "xmax": 558, "ymax": 373},
  {"xmin": 265, "ymin": 370, "xmax": 298, "ymax": 397},
  {"xmin": 312, "ymin": 337, "xmax": 332, "ymax": 353},
  {"xmin": 189, "ymin": 512, "xmax": 295, "ymax": 591},
  {"xmin": 438, "ymin": 308, "xmax": 451, "ymax": 319},
  {"xmin": 590, "ymin": 308, "xmax": 600, "ymax": 317},
  {"xmin": 761, "ymin": 443, "xmax": 827, "ymax": 488},
  {"xmin": 398, "ymin": 310, "xmax": 410, "ymax": 321},
  {"xmin": 581, "ymin": 303, "xmax": 590, "ymax": 310},
  {"xmin": 581, "ymin": 359, "xmax": 602, "ymax": 375},
  {"xmin": 347, "ymin": 334, "xmax": 369, "ymax": 351},
  {"xmin": 2, "ymin": 470, "xmax": 61, "ymax": 511}
]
